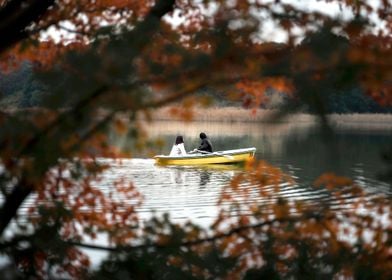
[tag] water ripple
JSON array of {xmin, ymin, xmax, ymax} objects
[{"xmin": 92, "ymin": 158, "xmax": 391, "ymax": 227}]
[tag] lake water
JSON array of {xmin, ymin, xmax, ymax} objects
[
  {"xmin": 5, "ymin": 120, "xmax": 390, "ymax": 268},
  {"xmin": 105, "ymin": 120, "xmax": 392, "ymax": 227}
]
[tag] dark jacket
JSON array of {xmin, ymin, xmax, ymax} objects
[{"xmin": 198, "ymin": 138, "xmax": 213, "ymax": 152}]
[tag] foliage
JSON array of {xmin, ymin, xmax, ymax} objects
[{"xmin": 0, "ymin": 0, "xmax": 391, "ymax": 279}]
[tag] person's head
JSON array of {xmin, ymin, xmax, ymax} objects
[
  {"xmin": 175, "ymin": 135, "xmax": 184, "ymax": 145},
  {"xmin": 199, "ymin": 132, "xmax": 207, "ymax": 139}
]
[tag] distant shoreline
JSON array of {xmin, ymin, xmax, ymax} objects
[
  {"xmin": 5, "ymin": 106, "xmax": 392, "ymax": 130},
  {"xmin": 147, "ymin": 107, "xmax": 392, "ymax": 127}
]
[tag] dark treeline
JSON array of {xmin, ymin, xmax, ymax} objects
[
  {"xmin": 1, "ymin": 63, "xmax": 391, "ymax": 113},
  {"xmin": 316, "ymin": 88, "xmax": 392, "ymax": 113},
  {"xmin": 0, "ymin": 61, "xmax": 46, "ymax": 108},
  {"xmin": 196, "ymin": 86, "xmax": 392, "ymax": 113}
]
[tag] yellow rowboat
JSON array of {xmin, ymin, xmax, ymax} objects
[{"xmin": 154, "ymin": 147, "xmax": 256, "ymax": 165}]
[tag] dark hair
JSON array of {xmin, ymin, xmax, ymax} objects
[
  {"xmin": 199, "ymin": 132, "xmax": 207, "ymax": 139},
  {"xmin": 175, "ymin": 135, "xmax": 184, "ymax": 145}
]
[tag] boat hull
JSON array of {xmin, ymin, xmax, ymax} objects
[{"xmin": 154, "ymin": 148, "xmax": 256, "ymax": 165}]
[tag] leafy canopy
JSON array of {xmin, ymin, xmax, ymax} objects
[{"xmin": 0, "ymin": 0, "xmax": 391, "ymax": 278}]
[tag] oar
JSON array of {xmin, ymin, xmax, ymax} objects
[{"xmin": 195, "ymin": 150, "xmax": 234, "ymax": 160}]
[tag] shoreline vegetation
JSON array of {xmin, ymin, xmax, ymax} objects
[
  {"xmin": 146, "ymin": 107, "xmax": 392, "ymax": 128},
  {"xmin": 4, "ymin": 106, "xmax": 392, "ymax": 130}
]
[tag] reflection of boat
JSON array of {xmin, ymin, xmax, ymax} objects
[
  {"xmin": 194, "ymin": 164, "xmax": 244, "ymax": 171},
  {"xmin": 154, "ymin": 148, "xmax": 256, "ymax": 165}
]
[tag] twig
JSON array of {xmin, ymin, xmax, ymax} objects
[{"xmin": 66, "ymin": 216, "xmax": 307, "ymax": 252}]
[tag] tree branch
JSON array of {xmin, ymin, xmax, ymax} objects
[
  {"xmin": 0, "ymin": 179, "xmax": 34, "ymax": 235},
  {"xmin": 144, "ymin": 75, "xmax": 252, "ymax": 109},
  {"xmin": 0, "ymin": 0, "xmax": 176, "ymax": 237},
  {"xmin": 65, "ymin": 216, "xmax": 311, "ymax": 252},
  {"xmin": 0, "ymin": 0, "xmax": 55, "ymax": 53}
]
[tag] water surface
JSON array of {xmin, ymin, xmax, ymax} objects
[{"xmin": 107, "ymin": 121, "xmax": 392, "ymax": 226}]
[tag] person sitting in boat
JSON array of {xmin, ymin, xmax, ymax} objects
[
  {"xmin": 198, "ymin": 132, "xmax": 213, "ymax": 153},
  {"xmin": 169, "ymin": 135, "xmax": 187, "ymax": 156}
]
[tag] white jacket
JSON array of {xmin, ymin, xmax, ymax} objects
[{"xmin": 169, "ymin": 143, "xmax": 187, "ymax": 156}]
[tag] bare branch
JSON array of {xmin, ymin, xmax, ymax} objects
[{"xmin": 66, "ymin": 216, "xmax": 318, "ymax": 252}]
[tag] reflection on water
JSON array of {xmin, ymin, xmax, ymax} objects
[
  {"xmin": 199, "ymin": 170, "xmax": 210, "ymax": 186},
  {"xmin": 105, "ymin": 121, "xmax": 392, "ymax": 226},
  {"xmin": 97, "ymin": 159, "xmax": 238, "ymax": 226}
]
